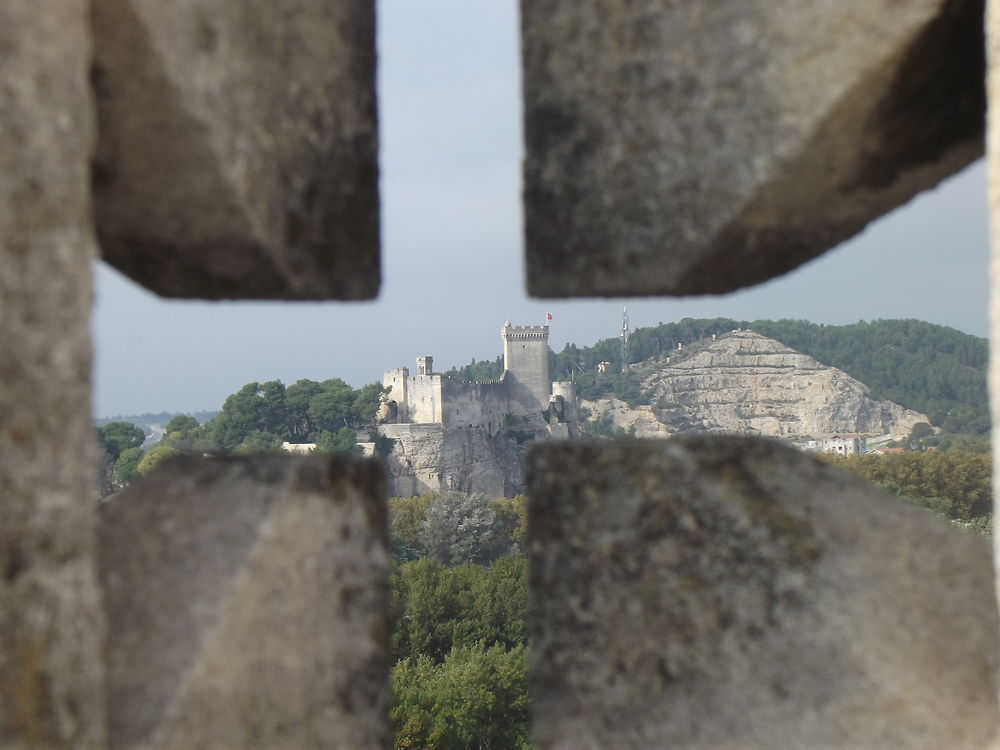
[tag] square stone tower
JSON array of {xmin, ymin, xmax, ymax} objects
[{"xmin": 502, "ymin": 321, "xmax": 550, "ymax": 415}]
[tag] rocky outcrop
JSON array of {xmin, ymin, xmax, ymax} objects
[
  {"xmin": 584, "ymin": 331, "xmax": 929, "ymax": 440},
  {"xmin": 379, "ymin": 423, "xmax": 526, "ymax": 498}
]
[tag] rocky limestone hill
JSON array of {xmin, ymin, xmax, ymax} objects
[{"xmin": 583, "ymin": 331, "xmax": 930, "ymax": 440}]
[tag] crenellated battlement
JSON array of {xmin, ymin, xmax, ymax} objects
[{"xmin": 501, "ymin": 321, "xmax": 548, "ymax": 341}]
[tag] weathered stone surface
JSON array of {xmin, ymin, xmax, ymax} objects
[
  {"xmin": 988, "ymin": 2, "xmax": 1000, "ymax": 712},
  {"xmin": 380, "ymin": 423, "xmax": 526, "ymax": 498},
  {"xmin": 0, "ymin": 3, "xmax": 105, "ymax": 748},
  {"xmin": 91, "ymin": 0, "xmax": 379, "ymax": 299},
  {"xmin": 522, "ymin": 0, "xmax": 985, "ymax": 297},
  {"xmin": 527, "ymin": 437, "xmax": 999, "ymax": 748},
  {"xmin": 99, "ymin": 455, "xmax": 390, "ymax": 749},
  {"xmin": 583, "ymin": 330, "xmax": 929, "ymax": 439}
]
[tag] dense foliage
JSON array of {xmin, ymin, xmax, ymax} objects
[
  {"xmin": 445, "ymin": 355, "xmax": 505, "ymax": 383},
  {"xmin": 205, "ymin": 378, "xmax": 385, "ymax": 450},
  {"xmin": 823, "ymin": 450, "xmax": 992, "ymax": 522},
  {"xmin": 392, "ymin": 643, "xmax": 529, "ymax": 750},
  {"xmin": 96, "ymin": 378, "xmax": 387, "ymax": 496},
  {"xmin": 390, "ymin": 493, "xmax": 526, "ymax": 566},
  {"xmin": 96, "ymin": 421, "xmax": 148, "ymax": 495},
  {"xmin": 388, "ymin": 494, "xmax": 530, "ymax": 749}
]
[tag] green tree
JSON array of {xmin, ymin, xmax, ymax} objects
[
  {"xmin": 208, "ymin": 382, "xmax": 270, "ymax": 450},
  {"xmin": 445, "ymin": 356, "xmax": 505, "ymax": 383},
  {"xmin": 99, "ymin": 421, "xmax": 146, "ymax": 459},
  {"xmin": 391, "ymin": 556, "xmax": 527, "ymax": 664},
  {"xmin": 389, "ymin": 495, "xmax": 435, "ymax": 563},
  {"xmin": 314, "ymin": 427, "xmax": 359, "ymax": 455},
  {"xmin": 259, "ymin": 380, "xmax": 288, "ymax": 435},
  {"xmin": 137, "ymin": 444, "xmax": 181, "ymax": 475},
  {"xmin": 391, "ymin": 643, "xmax": 529, "ymax": 750},
  {"xmin": 826, "ymin": 451, "xmax": 991, "ymax": 520},
  {"xmin": 115, "ymin": 446, "xmax": 145, "ymax": 486},
  {"xmin": 908, "ymin": 422, "xmax": 934, "ymax": 444},
  {"xmin": 160, "ymin": 414, "xmax": 207, "ymax": 452},
  {"xmin": 164, "ymin": 414, "xmax": 199, "ymax": 434},
  {"xmin": 286, "ymin": 379, "xmax": 324, "ymax": 440},
  {"xmin": 491, "ymin": 495, "xmax": 527, "ymax": 553},
  {"xmin": 234, "ymin": 429, "xmax": 282, "ymax": 454},
  {"xmin": 308, "ymin": 378, "xmax": 356, "ymax": 433},
  {"xmin": 353, "ymin": 382, "xmax": 388, "ymax": 427},
  {"xmin": 420, "ymin": 492, "xmax": 512, "ymax": 566}
]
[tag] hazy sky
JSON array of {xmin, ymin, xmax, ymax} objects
[{"xmin": 91, "ymin": 1, "xmax": 991, "ymax": 418}]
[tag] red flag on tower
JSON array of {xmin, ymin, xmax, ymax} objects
[{"xmin": 546, "ymin": 313, "xmax": 553, "ymax": 321}]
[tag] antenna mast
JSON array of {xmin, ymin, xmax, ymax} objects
[{"xmin": 620, "ymin": 306, "xmax": 630, "ymax": 373}]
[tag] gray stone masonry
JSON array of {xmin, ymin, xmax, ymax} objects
[
  {"xmin": 98, "ymin": 455, "xmax": 390, "ymax": 750},
  {"xmin": 526, "ymin": 437, "xmax": 1000, "ymax": 749},
  {"xmin": 522, "ymin": 0, "xmax": 985, "ymax": 296},
  {"xmin": 0, "ymin": 3, "xmax": 106, "ymax": 748},
  {"xmin": 91, "ymin": 0, "xmax": 379, "ymax": 299},
  {"xmin": 4, "ymin": 1, "xmax": 1000, "ymax": 746}
]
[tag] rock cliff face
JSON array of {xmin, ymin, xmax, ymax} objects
[
  {"xmin": 379, "ymin": 423, "xmax": 526, "ymax": 498},
  {"xmin": 584, "ymin": 331, "xmax": 929, "ymax": 440}
]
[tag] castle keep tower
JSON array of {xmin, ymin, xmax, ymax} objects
[{"xmin": 502, "ymin": 321, "xmax": 550, "ymax": 414}]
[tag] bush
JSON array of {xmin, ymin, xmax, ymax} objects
[
  {"xmin": 391, "ymin": 556, "xmax": 527, "ymax": 664},
  {"xmin": 826, "ymin": 451, "xmax": 992, "ymax": 521},
  {"xmin": 420, "ymin": 492, "xmax": 512, "ymax": 566},
  {"xmin": 391, "ymin": 643, "xmax": 529, "ymax": 750}
]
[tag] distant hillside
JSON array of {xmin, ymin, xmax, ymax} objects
[
  {"xmin": 745, "ymin": 320, "xmax": 987, "ymax": 434},
  {"xmin": 453, "ymin": 318, "xmax": 988, "ymax": 435},
  {"xmin": 580, "ymin": 330, "xmax": 930, "ymax": 440}
]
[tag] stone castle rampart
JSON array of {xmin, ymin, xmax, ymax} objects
[
  {"xmin": 376, "ymin": 322, "xmax": 570, "ymax": 497},
  {"xmin": 381, "ymin": 321, "xmax": 557, "ymax": 432}
]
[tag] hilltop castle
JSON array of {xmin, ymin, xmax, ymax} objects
[{"xmin": 376, "ymin": 322, "xmax": 577, "ymax": 497}]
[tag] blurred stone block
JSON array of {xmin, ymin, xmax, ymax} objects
[
  {"xmin": 990, "ymin": 10, "xmax": 1000, "ymax": 724},
  {"xmin": 0, "ymin": 2, "xmax": 106, "ymax": 748},
  {"xmin": 522, "ymin": 0, "xmax": 984, "ymax": 297},
  {"xmin": 98, "ymin": 455, "xmax": 390, "ymax": 749},
  {"xmin": 91, "ymin": 0, "xmax": 379, "ymax": 299},
  {"xmin": 526, "ymin": 437, "xmax": 999, "ymax": 748}
]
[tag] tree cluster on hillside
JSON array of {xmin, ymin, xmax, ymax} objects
[
  {"xmin": 823, "ymin": 450, "xmax": 992, "ymax": 525},
  {"xmin": 445, "ymin": 355, "xmax": 505, "ymax": 383},
  {"xmin": 96, "ymin": 378, "xmax": 386, "ymax": 496},
  {"xmin": 206, "ymin": 378, "xmax": 384, "ymax": 451},
  {"xmin": 388, "ymin": 493, "xmax": 529, "ymax": 749}
]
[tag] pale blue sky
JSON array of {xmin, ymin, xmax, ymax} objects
[{"xmin": 91, "ymin": 1, "xmax": 991, "ymax": 417}]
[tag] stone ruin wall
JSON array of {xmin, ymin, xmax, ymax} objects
[
  {"xmin": 400, "ymin": 373, "xmax": 443, "ymax": 424},
  {"xmin": 5, "ymin": 0, "xmax": 1000, "ymax": 747},
  {"xmin": 381, "ymin": 367, "xmax": 409, "ymax": 422},
  {"xmin": 441, "ymin": 377, "xmax": 511, "ymax": 434},
  {"xmin": 381, "ymin": 362, "xmax": 514, "ymax": 433},
  {"xmin": 378, "ymin": 365, "xmax": 533, "ymax": 498}
]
